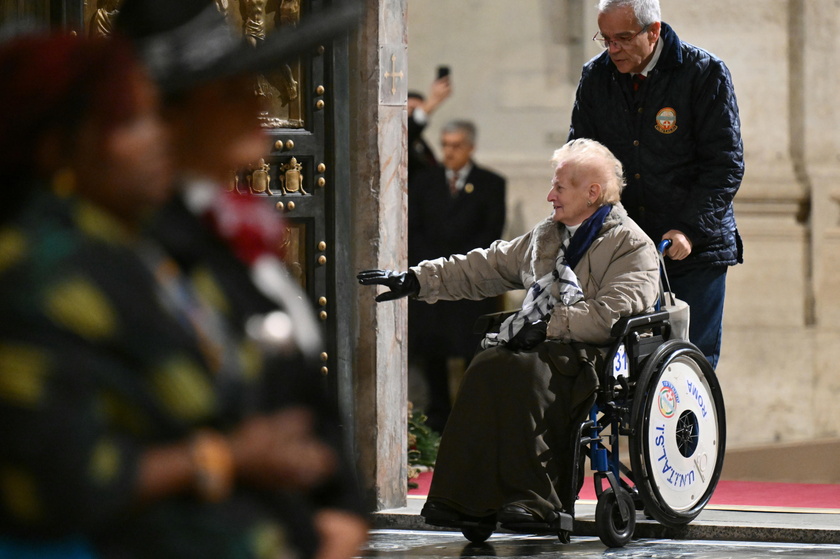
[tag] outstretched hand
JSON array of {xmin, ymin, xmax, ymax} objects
[{"xmin": 357, "ymin": 269, "xmax": 420, "ymax": 302}]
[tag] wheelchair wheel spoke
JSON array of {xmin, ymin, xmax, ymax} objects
[{"xmin": 676, "ymin": 410, "xmax": 699, "ymax": 458}]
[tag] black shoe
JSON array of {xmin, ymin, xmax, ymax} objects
[
  {"xmin": 421, "ymin": 501, "xmax": 462, "ymax": 526},
  {"xmin": 421, "ymin": 501, "xmax": 496, "ymax": 529},
  {"xmin": 498, "ymin": 503, "xmax": 572, "ymax": 534}
]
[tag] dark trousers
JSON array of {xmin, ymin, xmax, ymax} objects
[
  {"xmin": 427, "ymin": 342, "xmax": 600, "ymax": 519},
  {"xmin": 667, "ymin": 265, "xmax": 727, "ymax": 368}
]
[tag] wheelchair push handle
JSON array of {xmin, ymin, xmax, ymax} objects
[{"xmin": 656, "ymin": 239, "xmax": 677, "ymax": 309}]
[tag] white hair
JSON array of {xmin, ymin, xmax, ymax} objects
[
  {"xmin": 441, "ymin": 120, "xmax": 477, "ymax": 145},
  {"xmin": 550, "ymin": 139, "xmax": 625, "ymax": 205},
  {"xmin": 597, "ymin": 0, "xmax": 661, "ymax": 26}
]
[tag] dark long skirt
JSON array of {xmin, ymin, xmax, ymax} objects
[{"xmin": 427, "ymin": 340, "xmax": 601, "ymax": 520}]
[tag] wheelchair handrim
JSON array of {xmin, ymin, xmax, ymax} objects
[
  {"xmin": 630, "ymin": 342, "xmax": 727, "ymax": 524},
  {"xmin": 643, "ymin": 355, "xmax": 720, "ymax": 512}
]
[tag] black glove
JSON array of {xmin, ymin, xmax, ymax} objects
[
  {"xmin": 505, "ymin": 320, "xmax": 547, "ymax": 351},
  {"xmin": 356, "ymin": 269, "xmax": 420, "ymax": 302}
]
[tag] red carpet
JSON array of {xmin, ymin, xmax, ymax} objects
[{"xmin": 408, "ymin": 471, "xmax": 840, "ymax": 512}]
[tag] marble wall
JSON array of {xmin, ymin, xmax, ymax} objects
[{"xmin": 404, "ymin": 0, "xmax": 840, "ymax": 448}]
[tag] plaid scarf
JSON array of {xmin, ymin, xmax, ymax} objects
[{"xmin": 484, "ymin": 204, "xmax": 612, "ymax": 348}]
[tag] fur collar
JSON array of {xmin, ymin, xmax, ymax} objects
[{"xmin": 530, "ymin": 204, "xmax": 627, "ymax": 278}]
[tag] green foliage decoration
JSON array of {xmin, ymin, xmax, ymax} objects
[{"xmin": 407, "ymin": 401, "xmax": 440, "ymax": 489}]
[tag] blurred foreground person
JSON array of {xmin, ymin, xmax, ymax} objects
[
  {"xmin": 0, "ymin": 32, "xmax": 347, "ymax": 559},
  {"xmin": 115, "ymin": 1, "xmax": 369, "ymax": 558}
]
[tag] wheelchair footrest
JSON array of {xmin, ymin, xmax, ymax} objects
[{"xmin": 500, "ymin": 511, "xmax": 573, "ymax": 534}]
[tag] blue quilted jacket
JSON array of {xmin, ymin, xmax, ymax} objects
[{"xmin": 568, "ymin": 22, "xmax": 744, "ymax": 271}]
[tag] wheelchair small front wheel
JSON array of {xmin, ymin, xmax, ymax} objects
[
  {"xmin": 595, "ymin": 487, "xmax": 636, "ymax": 548},
  {"xmin": 461, "ymin": 525, "xmax": 493, "ymax": 544},
  {"xmin": 629, "ymin": 340, "xmax": 726, "ymax": 528}
]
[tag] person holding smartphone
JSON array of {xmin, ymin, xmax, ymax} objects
[{"xmin": 407, "ymin": 66, "xmax": 452, "ymax": 179}]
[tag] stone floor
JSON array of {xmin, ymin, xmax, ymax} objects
[
  {"xmin": 359, "ymin": 530, "xmax": 840, "ymax": 558},
  {"xmin": 374, "ymin": 496, "xmax": 840, "ymax": 545}
]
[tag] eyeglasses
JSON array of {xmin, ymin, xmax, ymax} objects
[{"xmin": 592, "ymin": 24, "xmax": 650, "ymax": 49}]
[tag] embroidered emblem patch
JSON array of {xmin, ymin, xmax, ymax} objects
[{"xmin": 655, "ymin": 107, "xmax": 678, "ymax": 134}]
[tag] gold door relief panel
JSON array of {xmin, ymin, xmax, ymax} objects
[
  {"xmin": 241, "ymin": 157, "xmax": 307, "ymax": 197},
  {"xmin": 86, "ymin": 0, "xmax": 119, "ymax": 37},
  {"xmin": 82, "ymin": 0, "xmax": 320, "ymax": 203},
  {"xmin": 83, "ymin": 0, "xmax": 305, "ymax": 128},
  {"xmin": 233, "ymin": 156, "xmax": 320, "ymax": 200},
  {"xmin": 233, "ymin": 0, "xmax": 305, "ymax": 129},
  {"xmin": 278, "ymin": 221, "xmax": 306, "ymax": 290},
  {"xmin": 80, "ymin": 1, "xmax": 324, "ymax": 294}
]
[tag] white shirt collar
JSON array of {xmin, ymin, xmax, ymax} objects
[
  {"xmin": 446, "ymin": 162, "xmax": 473, "ymax": 191},
  {"xmin": 635, "ymin": 35, "xmax": 664, "ymax": 77}
]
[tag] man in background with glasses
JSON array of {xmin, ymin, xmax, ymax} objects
[{"xmin": 567, "ymin": 0, "xmax": 743, "ymax": 368}]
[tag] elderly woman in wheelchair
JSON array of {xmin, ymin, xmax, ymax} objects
[{"xmin": 359, "ymin": 138, "xmax": 660, "ymax": 541}]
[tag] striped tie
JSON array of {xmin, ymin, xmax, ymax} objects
[{"xmin": 632, "ymin": 73, "xmax": 646, "ymax": 92}]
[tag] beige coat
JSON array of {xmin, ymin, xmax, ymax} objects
[{"xmin": 410, "ymin": 203, "xmax": 659, "ymax": 345}]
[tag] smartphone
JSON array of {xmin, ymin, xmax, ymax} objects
[{"xmin": 437, "ymin": 65, "xmax": 450, "ymax": 80}]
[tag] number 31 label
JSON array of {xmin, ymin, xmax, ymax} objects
[{"xmin": 613, "ymin": 343, "xmax": 629, "ymax": 378}]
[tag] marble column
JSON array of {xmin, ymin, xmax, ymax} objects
[
  {"xmin": 349, "ymin": 0, "xmax": 409, "ymax": 510},
  {"xmin": 803, "ymin": 0, "xmax": 840, "ymax": 439}
]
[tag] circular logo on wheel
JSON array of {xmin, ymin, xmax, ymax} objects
[{"xmin": 658, "ymin": 385, "xmax": 677, "ymax": 418}]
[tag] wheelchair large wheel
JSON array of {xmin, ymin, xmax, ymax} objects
[{"xmin": 629, "ymin": 340, "xmax": 726, "ymax": 527}]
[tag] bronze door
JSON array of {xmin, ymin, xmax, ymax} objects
[{"xmin": 2, "ymin": 0, "xmax": 353, "ymax": 397}]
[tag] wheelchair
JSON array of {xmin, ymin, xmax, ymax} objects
[
  {"xmin": 455, "ymin": 243, "xmax": 726, "ymax": 548},
  {"xmin": 581, "ymin": 307, "xmax": 726, "ymax": 547}
]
